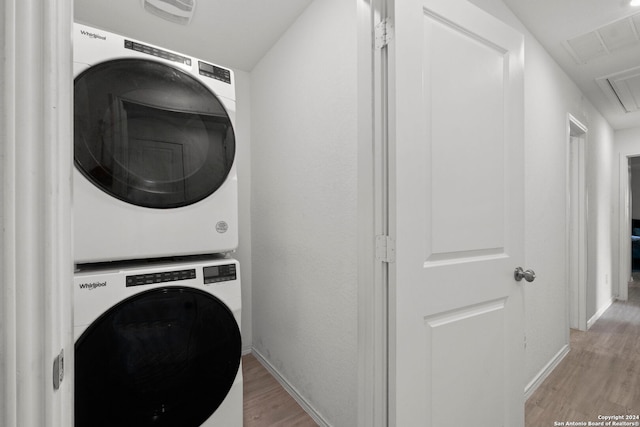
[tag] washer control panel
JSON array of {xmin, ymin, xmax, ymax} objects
[{"xmin": 203, "ymin": 263, "xmax": 237, "ymax": 284}]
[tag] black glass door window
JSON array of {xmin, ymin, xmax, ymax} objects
[
  {"xmin": 75, "ymin": 287, "xmax": 241, "ymax": 427},
  {"xmin": 74, "ymin": 59, "xmax": 235, "ymax": 208}
]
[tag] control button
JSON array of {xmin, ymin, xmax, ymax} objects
[{"xmin": 125, "ymin": 269, "xmax": 196, "ymax": 287}]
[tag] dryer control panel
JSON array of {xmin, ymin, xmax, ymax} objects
[
  {"xmin": 124, "ymin": 263, "xmax": 236, "ymax": 287},
  {"xmin": 126, "ymin": 268, "xmax": 196, "ymax": 287}
]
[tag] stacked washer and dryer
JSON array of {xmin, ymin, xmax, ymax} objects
[{"xmin": 72, "ymin": 23, "xmax": 242, "ymax": 427}]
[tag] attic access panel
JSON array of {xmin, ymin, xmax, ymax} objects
[{"xmin": 596, "ymin": 66, "xmax": 640, "ymax": 113}]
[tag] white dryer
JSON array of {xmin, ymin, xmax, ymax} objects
[
  {"xmin": 74, "ymin": 256, "xmax": 242, "ymax": 427},
  {"xmin": 73, "ymin": 23, "xmax": 237, "ymax": 263}
]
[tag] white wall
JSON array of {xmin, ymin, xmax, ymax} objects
[
  {"xmin": 585, "ymin": 115, "xmax": 615, "ymax": 321},
  {"xmin": 233, "ymin": 70, "xmax": 254, "ymax": 352},
  {"xmin": 469, "ymin": 0, "xmax": 615, "ymax": 392},
  {"xmin": 249, "ymin": 0, "xmax": 358, "ymax": 425}
]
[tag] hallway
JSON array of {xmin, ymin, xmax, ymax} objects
[{"xmin": 525, "ymin": 280, "xmax": 640, "ymax": 425}]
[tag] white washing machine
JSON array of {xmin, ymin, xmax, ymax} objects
[
  {"xmin": 73, "ymin": 23, "xmax": 237, "ymax": 263},
  {"xmin": 74, "ymin": 256, "xmax": 242, "ymax": 427}
]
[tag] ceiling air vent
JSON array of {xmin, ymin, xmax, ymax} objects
[
  {"xmin": 596, "ymin": 67, "xmax": 640, "ymax": 113},
  {"xmin": 142, "ymin": 0, "xmax": 196, "ymax": 25},
  {"xmin": 564, "ymin": 12, "xmax": 640, "ymax": 64}
]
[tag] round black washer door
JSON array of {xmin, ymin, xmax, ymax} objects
[
  {"xmin": 75, "ymin": 287, "xmax": 241, "ymax": 427},
  {"xmin": 74, "ymin": 58, "xmax": 236, "ymax": 209}
]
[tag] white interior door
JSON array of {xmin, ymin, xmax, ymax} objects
[{"xmin": 388, "ymin": 0, "xmax": 526, "ymax": 425}]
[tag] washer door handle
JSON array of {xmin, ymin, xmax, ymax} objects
[{"xmin": 514, "ymin": 267, "xmax": 536, "ymax": 283}]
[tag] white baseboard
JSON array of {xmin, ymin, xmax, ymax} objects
[
  {"xmin": 251, "ymin": 347, "xmax": 331, "ymax": 427},
  {"xmin": 241, "ymin": 345, "xmax": 252, "ymax": 356},
  {"xmin": 587, "ymin": 297, "xmax": 614, "ymax": 330},
  {"xmin": 524, "ymin": 344, "xmax": 570, "ymax": 400}
]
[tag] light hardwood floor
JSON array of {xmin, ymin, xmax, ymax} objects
[
  {"xmin": 243, "ymin": 283, "xmax": 640, "ymax": 426},
  {"xmin": 243, "ymin": 353, "xmax": 318, "ymax": 427},
  {"xmin": 525, "ymin": 281, "xmax": 640, "ymax": 426}
]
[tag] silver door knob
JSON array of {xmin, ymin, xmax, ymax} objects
[{"xmin": 514, "ymin": 267, "xmax": 536, "ymax": 282}]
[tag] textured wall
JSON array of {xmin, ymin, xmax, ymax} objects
[
  {"xmin": 585, "ymin": 115, "xmax": 615, "ymax": 321},
  {"xmin": 250, "ymin": 0, "xmax": 358, "ymax": 424},
  {"xmin": 469, "ymin": 0, "xmax": 615, "ymax": 390},
  {"xmin": 233, "ymin": 70, "xmax": 253, "ymax": 352}
]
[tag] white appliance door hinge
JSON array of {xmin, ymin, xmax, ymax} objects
[
  {"xmin": 374, "ymin": 18, "xmax": 394, "ymax": 49},
  {"xmin": 376, "ymin": 235, "xmax": 396, "ymax": 263}
]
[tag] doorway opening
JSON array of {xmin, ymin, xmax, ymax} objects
[
  {"xmin": 567, "ymin": 114, "xmax": 588, "ymax": 331},
  {"xmin": 617, "ymin": 153, "xmax": 640, "ymax": 302},
  {"xmin": 626, "ymin": 157, "xmax": 640, "ymax": 298}
]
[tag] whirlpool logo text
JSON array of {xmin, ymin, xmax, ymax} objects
[
  {"xmin": 80, "ymin": 29, "xmax": 106, "ymax": 40},
  {"xmin": 78, "ymin": 281, "xmax": 107, "ymax": 290}
]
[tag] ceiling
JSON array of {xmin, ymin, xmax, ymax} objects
[
  {"xmin": 76, "ymin": 0, "xmax": 640, "ymax": 130},
  {"xmin": 502, "ymin": 0, "xmax": 640, "ymax": 130},
  {"xmin": 74, "ymin": 0, "xmax": 313, "ymax": 72}
]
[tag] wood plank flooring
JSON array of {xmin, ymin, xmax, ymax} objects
[
  {"xmin": 243, "ymin": 353, "xmax": 318, "ymax": 427},
  {"xmin": 525, "ymin": 282, "xmax": 640, "ymax": 426},
  {"xmin": 242, "ymin": 282, "xmax": 640, "ymax": 426}
]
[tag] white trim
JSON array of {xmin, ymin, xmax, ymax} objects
[
  {"xmin": 568, "ymin": 113, "xmax": 588, "ymax": 134},
  {"xmin": 251, "ymin": 348, "xmax": 331, "ymax": 427},
  {"xmin": 524, "ymin": 344, "xmax": 570, "ymax": 400},
  {"xmin": 1, "ymin": 0, "xmax": 73, "ymax": 426},
  {"xmin": 587, "ymin": 297, "xmax": 614, "ymax": 329},
  {"xmin": 358, "ymin": 0, "xmax": 389, "ymax": 427},
  {"xmin": 566, "ymin": 114, "xmax": 588, "ymax": 332}
]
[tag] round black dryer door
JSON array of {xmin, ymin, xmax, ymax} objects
[
  {"xmin": 74, "ymin": 59, "xmax": 235, "ymax": 209},
  {"xmin": 75, "ymin": 287, "xmax": 241, "ymax": 427}
]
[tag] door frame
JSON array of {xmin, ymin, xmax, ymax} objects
[
  {"xmin": 1, "ymin": 1, "xmax": 74, "ymax": 426},
  {"xmin": 566, "ymin": 114, "xmax": 588, "ymax": 331},
  {"xmin": 618, "ymin": 152, "xmax": 640, "ymax": 302},
  {"xmin": 357, "ymin": 1, "xmax": 389, "ymax": 427}
]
